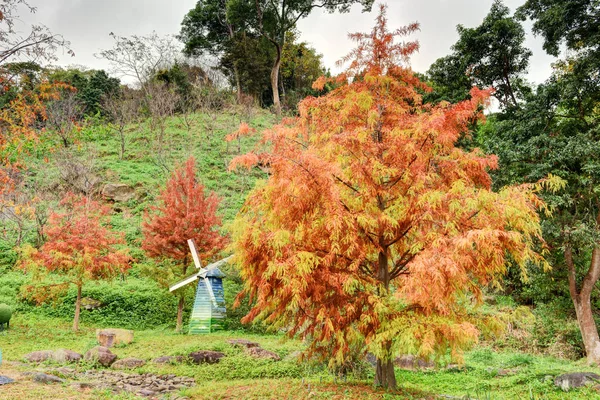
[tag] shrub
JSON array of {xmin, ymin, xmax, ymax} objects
[
  {"xmin": 18, "ymin": 277, "xmax": 191, "ymax": 330},
  {"xmin": 0, "ymin": 304, "xmax": 12, "ymax": 323}
]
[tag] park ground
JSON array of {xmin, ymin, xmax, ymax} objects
[{"xmin": 1, "ymin": 314, "xmax": 600, "ymax": 399}]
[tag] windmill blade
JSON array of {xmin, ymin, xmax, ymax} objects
[
  {"xmin": 203, "ymin": 277, "xmax": 218, "ymax": 308},
  {"xmin": 169, "ymin": 272, "xmax": 200, "ymax": 292},
  {"xmin": 188, "ymin": 239, "xmax": 203, "ymax": 269},
  {"xmin": 203, "ymin": 255, "xmax": 234, "ymax": 272},
  {"xmin": 169, "ymin": 254, "xmax": 233, "ymax": 293}
]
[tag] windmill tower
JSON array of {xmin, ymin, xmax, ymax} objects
[{"xmin": 169, "ymin": 239, "xmax": 231, "ymax": 334}]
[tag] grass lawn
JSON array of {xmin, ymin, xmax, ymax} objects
[{"xmin": 1, "ymin": 314, "xmax": 600, "ymax": 399}]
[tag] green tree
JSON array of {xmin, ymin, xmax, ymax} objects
[
  {"xmin": 422, "ymin": 54, "xmax": 472, "ymax": 104},
  {"xmin": 46, "ymin": 67, "xmax": 121, "ymax": 116},
  {"xmin": 219, "ymin": 32, "xmax": 273, "ymax": 104},
  {"xmin": 426, "ymin": 1, "xmax": 531, "ymax": 109},
  {"xmin": 228, "ymin": 0, "xmax": 373, "ymax": 115},
  {"xmin": 179, "ymin": 0, "xmax": 251, "ymax": 102},
  {"xmin": 484, "ymin": 0, "xmax": 600, "ymax": 363},
  {"xmin": 280, "ymin": 31, "xmax": 325, "ymax": 110}
]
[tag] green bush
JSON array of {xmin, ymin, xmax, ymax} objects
[
  {"xmin": 18, "ymin": 278, "xmax": 192, "ymax": 330},
  {"xmin": 0, "ymin": 303, "xmax": 12, "ymax": 323}
]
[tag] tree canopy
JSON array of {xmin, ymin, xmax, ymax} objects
[
  {"xmin": 230, "ymin": 5, "xmax": 549, "ymax": 389},
  {"xmin": 19, "ymin": 193, "xmax": 130, "ymax": 331},
  {"xmin": 142, "ymin": 157, "xmax": 227, "ymax": 331},
  {"xmin": 425, "ymin": 0, "xmax": 531, "ymax": 109}
]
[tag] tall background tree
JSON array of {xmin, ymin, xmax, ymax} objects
[
  {"xmin": 231, "ymin": 5, "xmax": 550, "ymax": 389},
  {"xmin": 424, "ymin": 0, "xmax": 531, "ymax": 109},
  {"xmin": 479, "ymin": 0, "xmax": 600, "ymax": 363},
  {"xmin": 179, "ymin": 0, "xmax": 248, "ymax": 102},
  {"xmin": 181, "ymin": 0, "xmax": 373, "ymax": 114},
  {"xmin": 19, "ymin": 193, "xmax": 130, "ymax": 331},
  {"xmin": 142, "ymin": 157, "xmax": 227, "ymax": 332}
]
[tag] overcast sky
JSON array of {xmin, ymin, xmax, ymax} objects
[{"xmin": 19, "ymin": 0, "xmax": 555, "ymax": 85}]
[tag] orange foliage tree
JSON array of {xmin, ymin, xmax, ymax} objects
[
  {"xmin": 19, "ymin": 193, "xmax": 130, "ymax": 332},
  {"xmin": 0, "ymin": 81, "xmax": 68, "ymax": 198},
  {"xmin": 230, "ymin": 5, "xmax": 549, "ymax": 389},
  {"xmin": 142, "ymin": 157, "xmax": 227, "ymax": 332}
]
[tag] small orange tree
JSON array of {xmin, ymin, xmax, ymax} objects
[
  {"xmin": 230, "ymin": 5, "xmax": 550, "ymax": 389},
  {"xmin": 142, "ymin": 157, "xmax": 227, "ymax": 332},
  {"xmin": 20, "ymin": 193, "xmax": 130, "ymax": 332}
]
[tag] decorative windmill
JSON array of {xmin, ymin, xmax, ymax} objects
[{"xmin": 169, "ymin": 239, "xmax": 232, "ymax": 334}]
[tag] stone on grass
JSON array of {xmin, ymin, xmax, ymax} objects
[
  {"xmin": 153, "ymin": 356, "xmax": 185, "ymax": 364},
  {"xmin": 188, "ymin": 350, "xmax": 225, "ymax": 365},
  {"xmin": 53, "ymin": 349, "xmax": 82, "ymax": 363},
  {"xmin": 96, "ymin": 328, "xmax": 134, "ymax": 347},
  {"xmin": 32, "ymin": 372, "xmax": 64, "ymax": 384},
  {"xmin": 227, "ymin": 339, "xmax": 260, "ymax": 349},
  {"xmin": 394, "ymin": 355, "xmax": 434, "ymax": 371},
  {"xmin": 24, "ymin": 350, "xmax": 54, "ymax": 363},
  {"xmin": 84, "ymin": 346, "xmax": 117, "ymax": 367},
  {"xmin": 245, "ymin": 347, "xmax": 281, "ymax": 361},
  {"xmin": 101, "ymin": 183, "xmax": 137, "ymax": 202},
  {"xmin": 112, "ymin": 358, "xmax": 146, "ymax": 370},
  {"xmin": 554, "ymin": 372, "xmax": 600, "ymax": 391},
  {"xmin": 0, "ymin": 376, "xmax": 14, "ymax": 385}
]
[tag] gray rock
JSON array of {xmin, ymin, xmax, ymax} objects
[
  {"xmin": 0, "ymin": 376, "xmax": 14, "ymax": 385},
  {"xmin": 101, "ymin": 183, "xmax": 137, "ymax": 202},
  {"xmin": 24, "ymin": 350, "xmax": 54, "ymax": 363},
  {"xmin": 138, "ymin": 388, "xmax": 155, "ymax": 396},
  {"xmin": 554, "ymin": 372, "xmax": 600, "ymax": 391},
  {"xmin": 96, "ymin": 328, "xmax": 134, "ymax": 347},
  {"xmin": 245, "ymin": 347, "xmax": 281, "ymax": 361},
  {"xmin": 394, "ymin": 355, "xmax": 435, "ymax": 371},
  {"xmin": 24, "ymin": 349, "xmax": 82, "ymax": 364},
  {"xmin": 112, "ymin": 358, "xmax": 146, "ymax": 370},
  {"xmin": 188, "ymin": 350, "xmax": 225, "ymax": 364},
  {"xmin": 53, "ymin": 349, "xmax": 82, "ymax": 363},
  {"xmin": 227, "ymin": 339, "xmax": 260, "ymax": 349},
  {"xmin": 84, "ymin": 346, "xmax": 117, "ymax": 367},
  {"xmin": 32, "ymin": 373, "xmax": 64, "ymax": 384}
]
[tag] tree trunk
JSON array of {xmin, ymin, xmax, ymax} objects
[
  {"xmin": 574, "ymin": 296, "xmax": 600, "ymax": 362},
  {"xmin": 119, "ymin": 130, "xmax": 125, "ymax": 160},
  {"xmin": 226, "ymin": 22, "xmax": 243, "ymax": 104},
  {"xmin": 566, "ymin": 244, "xmax": 600, "ymax": 364},
  {"xmin": 176, "ymin": 294, "xmax": 185, "ymax": 332},
  {"xmin": 270, "ymin": 43, "xmax": 282, "ymax": 116},
  {"xmin": 374, "ymin": 248, "xmax": 397, "ymax": 389},
  {"xmin": 73, "ymin": 284, "xmax": 82, "ymax": 332},
  {"xmin": 234, "ymin": 63, "xmax": 243, "ymax": 104},
  {"xmin": 375, "ymin": 342, "xmax": 397, "ymax": 389}
]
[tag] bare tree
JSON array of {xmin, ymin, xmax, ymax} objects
[
  {"xmin": 145, "ymin": 81, "xmax": 180, "ymax": 172},
  {"xmin": 96, "ymin": 32, "xmax": 180, "ymax": 91},
  {"xmin": 102, "ymin": 92, "xmax": 140, "ymax": 160},
  {"xmin": 0, "ymin": 0, "xmax": 72, "ymax": 66},
  {"xmin": 45, "ymin": 91, "xmax": 84, "ymax": 148}
]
